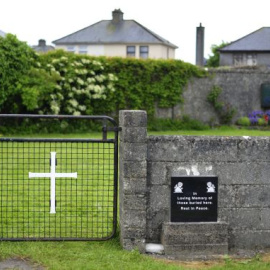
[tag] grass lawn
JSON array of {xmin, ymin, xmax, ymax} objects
[
  {"xmin": 1, "ymin": 127, "xmax": 270, "ymax": 269},
  {"xmin": 0, "ymin": 239, "xmax": 270, "ymax": 270}
]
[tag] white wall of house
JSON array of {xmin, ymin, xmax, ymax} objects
[
  {"xmin": 149, "ymin": 44, "xmax": 175, "ymax": 59},
  {"xmin": 55, "ymin": 43, "xmax": 175, "ymax": 59}
]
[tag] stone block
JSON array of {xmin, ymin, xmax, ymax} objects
[
  {"xmin": 120, "ymin": 238, "xmax": 146, "ymax": 252},
  {"xmin": 261, "ymin": 209, "xmax": 270, "ymax": 229},
  {"xmin": 218, "ymin": 185, "xmax": 237, "ymax": 208},
  {"xmin": 257, "ymin": 163, "xmax": 270, "ymax": 184},
  {"xmin": 163, "ymin": 232, "xmax": 228, "ymax": 245},
  {"xmin": 122, "ymin": 161, "xmax": 147, "ymax": 179},
  {"xmin": 218, "ymin": 184, "xmax": 270, "ymax": 208},
  {"xmin": 122, "ymin": 178, "xmax": 147, "ymax": 194},
  {"xmin": 120, "ymin": 225, "xmax": 146, "ymax": 239},
  {"xmin": 147, "ymin": 162, "xmax": 167, "ymax": 185},
  {"xmin": 162, "ymin": 222, "xmax": 228, "ymax": 241},
  {"xmin": 119, "ymin": 110, "xmax": 147, "ymax": 127},
  {"xmin": 161, "ymin": 222, "xmax": 228, "ymax": 260},
  {"xmin": 191, "ymin": 137, "xmax": 238, "ymax": 162},
  {"xmin": 123, "ymin": 194, "xmax": 147, "ymax": 211},
  {"xmin": 229, "ymin": 230, "xmax": 270, "ymax": 249},
  {"xmin": 234, "ymin": 185, "xmax": 270, "ymax": 208},
  {"xmin": 121, "ymin": 210, "xmax": 146, "ymax": 228},
  {"xmin": 149, "ymin": 185, "xmax": 170, "ymax": 212},
  {"xmin": 120, "ymin": 143, "xmax": 147, "ymax": 161},
  {"xmin": 237, "ymin": 137, "xmax": 270, "ymax": 161},
  {"xmin": 219, "ymin": 208, "xmax": 261, "ymax": 230},
  {"xmin": 215, "ymin": 162, "xmax": 260, "ymax": 185},
  {"xmin": 148, "ymin": 136, "xmax": 191, "ymax": 162},
  {"xmin": 217, "ymin": 185, "xmax": 270, "ymax": 208},
  {"xmin": 148, "ymin": 136, "xmax": 239, "ymax": 162},
  {"xmin": 146, "ymin": 209, "xmax": 169, "ymax": 242},
  {"xmin": 120, "ymin": 127, "xmax": 147, "ymax": 143},
  {"xmin": 163, "ymin": 244, "xmax": 228, "ymax": 260}
]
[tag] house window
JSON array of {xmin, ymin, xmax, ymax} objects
[
  {"xmin": 127, "ymin": 46, "xmax": 135, "ymax": 57},
  {"xmin": 140, "ymin": 46, "xmax": 149, "ymax": 59},
  {"xmin": 67, "ymin": 46, "xmax": 75, "ymax": 53},
  {"xmin": 246, "ymin": 54, "xmax": 257, "ymax": 66},
  {"xmin": 233, "ymin": 53, "xmax": 257, "ymax": 66},
  {"xmin": 79, "ymin": 45, "xmax": 88, "ymax": 54},
  {"xmin": 233, "ymin": 54, "xmax": 243, "ymax": 66}
]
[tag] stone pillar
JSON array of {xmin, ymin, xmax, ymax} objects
[
  {"xmin": 196, "ymin": 23, "xmax": 205, "ymax": 66},
  {"xmin": 119, "ymin": 110, "xmax": 148, "ymax": 251}
]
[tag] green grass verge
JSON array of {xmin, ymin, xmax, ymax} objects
[
  {"xmin": 0, "ymin": 240, "xmax": 270, "ymax": 270},
  {"xmin": 3, "ymin": 126, "xmax": 270, "ymax": 138}
]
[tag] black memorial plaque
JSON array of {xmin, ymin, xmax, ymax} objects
[{"xmin": 171, "ymin": 176, "xmax": 218, "ymax": 222}]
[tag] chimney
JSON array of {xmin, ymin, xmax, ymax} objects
[
  {"xmin": 196, "ymin": 23, "xmax": 205, "ymax": 66},
  {"xmin": 38, "ymin": 39, "xmax": 46, "ymax": 47},
  {"xmin": 112, "ymin": 9, "xmax": 124, "ymax": 23}
]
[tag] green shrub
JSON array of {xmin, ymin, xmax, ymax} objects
[
  {"xmin": 237, "ymin": 117, "xmax": 251, "ymax": 126},
  {"xmin": 148, "ymin": 116, "xmax": 209, "ymax": 131},
  {"xmin": 0, "ymin": 34, "xmax": 39, "ymax": 112},
  {"xmin": 207, "ymin": 85, "xmax": 236, "ymax": 125},
  {"xmin": 0, "ymin": 40, "xmax": 209, "ymax": 132},
  {"xmin": 103, "ymin": 57, "xmax": 206, "ymax": 117},
  {"xmin": 258, "ymin": 118, "xmax": 267, "ymax": 126}
]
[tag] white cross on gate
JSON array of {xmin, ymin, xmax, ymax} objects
[{"xmin": 29, "ymin": 152, "xmax": 77, "ymax": 214}]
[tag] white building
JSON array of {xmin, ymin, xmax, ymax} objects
[{"xmin": 53, "ymin": 9, "xmax": 178, "ymax": 59}]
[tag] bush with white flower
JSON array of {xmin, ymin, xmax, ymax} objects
[{"xmin": 40, "ymin": 50, "xmax": 117, "ymax": 115}]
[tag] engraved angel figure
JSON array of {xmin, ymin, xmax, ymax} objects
[
  {"xmin": 174, "ymin": 182, "xmax": 183, "ymax": 193},
  {"xmin": 206, "ymin": 182, "xmax": 215, "ymax": 193}
]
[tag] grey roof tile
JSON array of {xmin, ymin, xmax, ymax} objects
[
  {"xmin": 220, "ymin": 27, "xmax": 270, "ymax": 52},
  {"xmin": 32, "ymin": 39, "xmax": 54, "ymax": 53},
  {"xmin": 0, "ymin": 30, "xmax": 6, "ymax": 37},
  {"xmin": 53, "ymin": 20, "xmax": 177, "ymax": 48}
]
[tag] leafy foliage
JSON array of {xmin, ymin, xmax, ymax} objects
[
  {"xmin": 206, "ymin": 41, "xmax": 229, "ymax": 67},
  {"xmin": 237, "ymin": 117, "xmax": 251, "ymax": 126},
  {"xmin": 0, "ymin": 37, "xmax": 207, "ymax": 132},
  {"xmin": 103, "ymin": 57, "xmax": 206, "ymax": 117},
  {"xmin": 0, "ymin": 34, "xmax": 39, "ymax": 112},
  {"xmin": 207, "ymin": 85, "xmax": 236, "ymax": 124},
  {"xmin": 148, "ymin": 116, "xmax": 209, "ymax": 131},
  {"xmin": 39, "ymin": 50, "xmax": 117, "ymax": 115}
]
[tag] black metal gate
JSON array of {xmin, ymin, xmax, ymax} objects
[{"xmin": 0, "ymin": 114, "xmax": 119, "ymax": 241}]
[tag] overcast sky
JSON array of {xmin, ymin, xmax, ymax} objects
[{"xmin": 1, "ymin": 0, "xmax": 270, "ymax": 64}]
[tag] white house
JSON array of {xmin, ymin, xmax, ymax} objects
[{"xmin": 53, "ymin": 9, "xmax": 178, "ymax": 59}]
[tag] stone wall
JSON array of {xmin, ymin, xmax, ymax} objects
[
  {"xmin": 155, "ymin": 67, "xmax": 270, "ymax": 124},
  {"xmin": 119, "ymin": 110, "xmax": 270, "ymax": 253}
]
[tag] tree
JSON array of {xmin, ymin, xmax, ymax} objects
[
  {"xmin": 0, "ymin": 34, "xmax": 59, "ymax": 114},
  {"xmin": 0, "ymin": 34, "xmax": 37, "ymax": 112},
  {"xmin": 206, "ymin": 41, "xmax": 229, "ymax": 68}
]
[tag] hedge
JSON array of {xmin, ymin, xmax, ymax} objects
[{"xmin": 0, "ymin": 35, "xmax": 207, "ymax": 132}]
